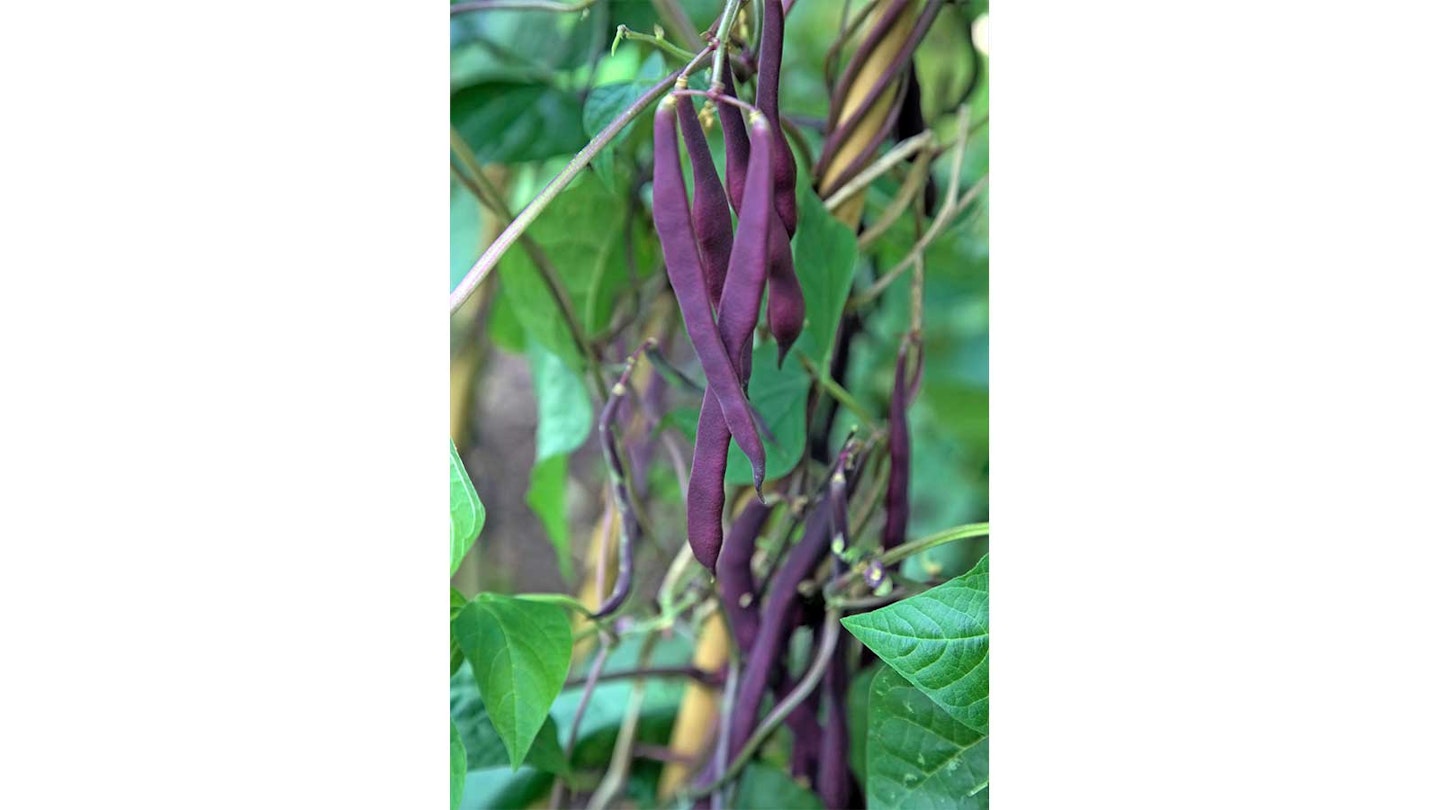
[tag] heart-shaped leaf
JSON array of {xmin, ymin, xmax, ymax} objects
[
  {"xmin": 452, "ymin": 595, "xmax": 573, "ymax": 770},
  {"xmin": 450, "ymin": 441, "xmax": 485, "ymax": 576},
  {"xmin": 843, "ymin": 555, "xmax": 988, "ymax": 733}
]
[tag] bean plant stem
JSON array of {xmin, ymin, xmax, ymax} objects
[
  {"xmin": 562, "ymin": 665, "xmax": 719, "ymax": 690},
  {"xmin": 829, "ymin": 520, "xmax": 990, "ymax": 595},
  {"xmin": 587, "ymin": 631, "xmax": 660, "ymax": 810},
  {"xmin": 683, "ymin": 609, "xmax": 843, "ymax": 801},
  {"xmin": 708, "ymin": 0, "xmax": 745, "ymax": 91},
  {"xmin": 450, "ymin": 0, "xmax": 598, "ymax": 15},
  {"xmin": 551, "ymin": 643, "xmax": 611, "ymax": 810},
  {"xmin": 450, "ymin": 45, "xmax": 716, "ymax": 316},
  {"xmin": 614, "ymin": 25, "xmax": 697, "ymax": 62},
  {"xmin": 515, "ymin": 592, "xmax": 595, "ymax": 616},
  {"xmin": 847, "ymin": 105, "xmax": 983, "ymax": 311},
  {"xmin": 855, "ymin": 146, "xmax": 932, "ymax": 251},
  {"xmin": 799, "ymin": 354, "xmax": 879, "ymax": 431},
  {"xmin": 850, "ymin": 173, "xmax": 986, "ymax": 310},
  {"xmin": 822, "ymin": 129, "xmax": 934, "ymax": 212},
  {"xmin": 877, "ymin": 520, "xmax": 989, "ymax": 567},
  {"xmin": 450, "ymin": 130, "xmax": 607, "ymax": 397}
]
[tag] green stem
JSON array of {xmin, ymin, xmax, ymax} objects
[
  {"xmin": 823, "ymin": 129, "xmax": 935, "ymax": 213},
  {"xmin": 708, "ymin": 0, "xmax": 745, "ymax": 91},
  {"xmin": 515, "ymin": 592, "xmax": 595, "ymax": 616},
  {"xmin": 614, "ymin": 25, "xmax": 697, "ymax": 63},
  {"xmin": 827, "ymin": 521, "xmax": 991, "ymax": 598},
  {"xmin": 681, "ymin": 609, "xmax": 842, "ymax": 802},
  {"xmin": 450, "ymin": 0, "xmax": 598, "ymax": 15},
  {"xmin": 799, "ymin": 353, "xmax": 879, "ymax": 431},
  {"xmin": 449, "ymin": 45, "xmax": 715, "ymax": 315},
  {"xmin": 587, "ymin": 631, "xmax": 659, "ymax": 810},
  {"xmin": 879, "ymin": 521, "xmax": 990, "ymax": 568}
]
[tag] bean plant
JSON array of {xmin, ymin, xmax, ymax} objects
[{"xmin": 450, "ymin": 1, "xmax": 988, "ymax": 808}]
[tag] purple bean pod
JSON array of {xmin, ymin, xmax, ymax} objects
[
  {"xmin": 593, "ymin": 346, "xmax": 650, "ymax": 619},
  {"xmin": 779, "ymin": 609, "xmax": 825, "ymax": 786},
  {"xmin": 765, "ymin": 207, "xmax": 805, "ymax": 365},
  {"xmin": 758, "ymin": 0, "xmax": 798, "ymax": 237},
  {"xmin": 653, "ymin": 96, "xmax": 767, "ymax": 492},
  {"xmin": 725, "ymin": 436, "xmax": 857, "ymax": 762},
  {"xmin": 686, "ymin": 394, "xmax": 730, "ymax": 572},
  {"xmin": 718, "ymin": 57, "xmax": 751, "ymax": 215},
  {"xmin": 882, "ymin": 337, "xmax": 924, "ymax": 553},
  {"xmin": 676, "ymin": 87, "xmax": 734, "ymax": 309},
  {"xmin": 815, "ymin": 643, "xmax": 853, "ymax": 810},
  {"xmin": 785, "ymin": 676, "xmax": 823, "ymax": 786},
  {"xmin": 714, "ymin": 112, "xmax": 774, "ymax": 368},
  {"xmin": 683, "ymin": 109, "xmax": 776, "ymax": 568},
  {"xmin": 828, "ymin": 463, "xmax": 852, "ymax": 557},
  {"xmin": 881, "ymin": 341, "xmax": 912, "ymax": 552},
  {"xmin": 717, "ymin": 497, "xmax": 771, "ymax": 652}
]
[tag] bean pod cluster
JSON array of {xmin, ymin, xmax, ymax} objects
[{"xmin": 652, "ymin": 1, "xmax": 806, "ymax": 572}]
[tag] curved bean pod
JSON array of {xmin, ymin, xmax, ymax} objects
[
  {"xmin": 593, "ymin": 345, "xmax": 651, "ymax": 618},
  {"xmin": 882, "ymin": 337, "xmax": 923, "ymax": 551},
  {"xmin": 686, "ymin": 393, "xmax": 729, "ymax": 571},
  {"xmin": 758, "ymin": 0, "xmax": 798, "ymax": 236},
  {"xmin": 715, "ymin": 112, "xmax": 773, "ymax": 365},
  {"xmin": 718, "ymin": 57, "xmax": 751, "ymax": 215},
  {"xmin": 716, "ymin": 496, "xmax": 771, "ymax": 652},
  {"xmin": 675, "ymin": 87, "xmax": 733, "ymax": 309},
  {"xmin": 727, "ymin": 490, "xmax": 837, "ymax": 761},
  {"xmin": 765, "ymin": 208, "xmax": 805, "ymax": 365},
  {"xmin": 653, "ymin": 96, "xmax": 767, "ymax": 491},
  {"xmin": 685, "ymin": 113, "xmax": 775, "ymax": 568},
  {"xmin": 816, "ymin": 647, "xmax": 853, "ymax": 810}
]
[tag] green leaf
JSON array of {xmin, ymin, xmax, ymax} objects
[
  {"xmin": 791, "ymin": 184, "xmax": 859, "ymax": 368},
  {"xmin": 452, "ymin": 587, "xmax": 470, "ymax": 675},
  {"xmin": 450, "ymin": 9, "xmax": 598, "ymax": 83},
  {"xmin": 842, "ymin": 556, "xmax": 989, "ymax": 734},
  {"xmin": 452, "ymin": 81, "xmax": 588, "ymax": 165},
  {"xmin": 529, "ymin": 341, "xmax": 593, "ymax": 461},
  {"xmin": 452, "ymin": 594, "xmax": 573, "ymax": 770},
  {"xmin": 487, "ymin": 283, "xmax": 527, "ymax": 352},
  {"xmin": 458, "ymin": 766, "xmax": 553, "ymax": 810},
  {"xmin": 734, "ymin": 762, "xmax": 825, "ymax": 809},
  {"xmin": 524, "ymin": 341, "xmax": 592, "ymax": 579},
  {"xmin": 450, "ymin": 440, "xmax": 485, "ymax": 576},
  {"xmin": 451, "ymin": 180, "xmax": 483, "ymax": 293},
  {"xmin": 848, "ymin": 664, "xmax": 881, "ymax": 788},
  {"xmin": 581, "ymin": 52, "xmax": 665, "ymax": 191},
  {"xmin": 497, "ymin": 172, "xmax": 651, "ymax": 368},
  {"xmin": 451, "ymin": 662, "xmax": 569, "ymax": 775},
  {"xmin": 451, "ymin": 721, "xmax": 466, "ymax": 810},
  {"xmin": 723, "ymin": 340, "xmax": 811, "ymax": 485},
  {"xmin": 866, "ymin": 666, "xmax": 988, "ymax": 810},
  {"xmin": 524, "ymin": 455, "xmax": 571, "ymax": 579}
]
